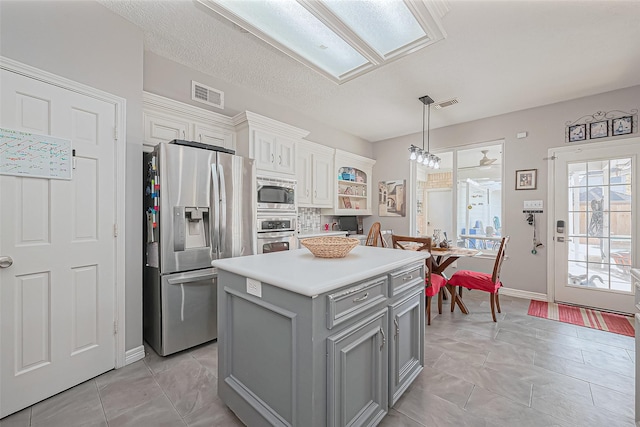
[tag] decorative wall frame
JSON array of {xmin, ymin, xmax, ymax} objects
[
  {"xmin": 565, "ymin": 109, "xmax": 637, "ymax": 143},
  {"xmin": 568, "ymin": 124, "xmax": 586, "ymax": 142},
  {"xmin": 515, "ymin": 169, "xmax": 537, "ymax": 190},
  {"xmin": 378, "ymin": 179, "xmax": 406, "ymax": 217},
  {"xmin": 612, "ymin": 116, "xmax": 632, "ymax": 136},
  {"xmin": 589, "ymin": 120, "xmax": 608, "ymax": 139}
]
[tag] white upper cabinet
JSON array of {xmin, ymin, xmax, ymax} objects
[
  {"xmin": 234, "ymin": 111, "xmax": 309, "ymax": 176},
  {"xmin": 297, "ymin": 140, "xmax": 334, "ymax": 208},
  {"xmin": 323, "ymin": 149, "xmax": 375, "ymax": 215},
  {"xmin": 143, "ymin": 92, "xmax": 235, "ymax": 152}
]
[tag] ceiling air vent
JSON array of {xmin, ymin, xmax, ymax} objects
[
  {"xmin": 434, "ymin": 98, "xmax": 459, "ymax": 109},
  {"xmin": 192, "ymin": 81, "xmax": 224, "ymax": 109}
]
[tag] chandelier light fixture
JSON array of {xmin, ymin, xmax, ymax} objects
[{"xmin": 408, "ymin": 95, "xmax": 440, "ymax": 169}]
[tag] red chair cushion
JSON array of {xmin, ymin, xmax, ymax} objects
[
  {"xmin": 448, "ymin": 270, "xmax": 502, "ymax": 293},
  {"xmin": 425, "ymin": 273, "xmax": 447, "ymax": 297}
]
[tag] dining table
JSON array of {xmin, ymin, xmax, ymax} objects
[{"xmin": 429, "ymin": 246, "xmax": 481, "ymax": 314}]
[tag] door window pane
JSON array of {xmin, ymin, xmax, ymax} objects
[{"xmin": 565, "ymin": 158, "xmax": 633, "ymax": 293}]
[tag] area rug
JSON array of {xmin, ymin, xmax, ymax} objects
[{"xmin": 527, "ymin": 300, "xmax": 635, "ymax": 337}]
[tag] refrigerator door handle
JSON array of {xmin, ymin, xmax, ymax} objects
[
  {"xmin": 218, "ymin": 163, "xmax": 227, "ymax": 258},
  {"xmin": 211, "ymin": 164, "xmax": 221, "ymax": 258},
  {"xmin": 167, "ymin": 272, "xmax": 217, "ymax": 285}
]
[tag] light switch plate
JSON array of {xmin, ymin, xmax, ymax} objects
[
  {"xmin": 246, "ymin": 278, "xmax": 262, "ymax": 297},
  {"xmin": 523, "ymin": 200, "xmax": 543, "ymax": 210}
]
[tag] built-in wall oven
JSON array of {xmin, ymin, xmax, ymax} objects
[
  {"xmin": 257, "ymin": 176, "xmax": 296, "ymax": 212},
  {"xmin": 256, "ymin": 175, "xmax": 298, "ymax": 254},
  {"xmin": 257, "ymin": 216, "xmax": 297, "ymax": 254}
]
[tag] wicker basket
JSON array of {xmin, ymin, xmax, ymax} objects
[{"xmin": 300, "ymin": 236, "xmax": 360, "ymax": 258}]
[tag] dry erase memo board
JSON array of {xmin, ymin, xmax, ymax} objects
[{"xmin": 0, "ymin": 128, "xmax": 72, "ymax": 180}]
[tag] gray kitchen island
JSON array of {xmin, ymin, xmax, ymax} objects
[{"xmin": 212, "ymin": 245, "xmax": 429, "ymax": 427}]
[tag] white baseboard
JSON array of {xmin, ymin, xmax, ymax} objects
[
  {"xmin": 124, "ymin": 345, "xmax": 145, "ymax": 365},
  {"xmin": 500, "ymin": 287, "xmax": 547, "ymax": 301}
]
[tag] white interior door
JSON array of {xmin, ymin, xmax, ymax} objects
[
  {"xmin": 551, "ymin": 139, "xmax": 638, "ymax": 314},
  {"xmin": 0, "ymin": 69, "xmax": 117, "ymax": 417}
]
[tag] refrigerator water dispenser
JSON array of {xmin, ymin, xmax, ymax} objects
[{"xmin": 174, "ymin": 206, "xmax": 210, "ymax": 251}]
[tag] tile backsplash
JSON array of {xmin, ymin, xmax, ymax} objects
[
  {"xmin": 297, "ymin": 207, "xmax": 358, "ymax": 233},
  {"xmin": 297, "ymin": 207, "xmax": 322, "ymax": 232}
]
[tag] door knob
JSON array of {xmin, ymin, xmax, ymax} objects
[{"xmin": 0, "ymin": 256, "xmax": 13, "ymax": 268}]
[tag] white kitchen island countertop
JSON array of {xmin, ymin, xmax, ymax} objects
[{"xmin": 212, "ymin": 245, "xmax": 429, "ymax": 297}]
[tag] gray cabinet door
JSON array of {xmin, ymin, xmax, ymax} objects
[
  {"xmin": 327, "ymin": 308, "xmax": 388, "ymax": 427},
  {"xmin": 389, "ymin": 289, "xmax": 424, "ymax": 406}
]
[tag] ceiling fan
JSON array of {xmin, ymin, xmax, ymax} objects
[
  {"xmin": 478, "ymin": 150, "xmax": 497, "ymax": 167},
  {"xmin": 459, "ymin": 150, "xmax": 498, "ymax": 170}
]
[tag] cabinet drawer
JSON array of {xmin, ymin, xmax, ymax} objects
[
  {"xmin": 389, "ymin": 263, "xmax": 424, "ymax": 297},
  {"xmin": 327, "ymin": 277, "xmax": 387, "ymax": 329}
]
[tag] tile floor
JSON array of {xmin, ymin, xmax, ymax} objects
[{"xmin": 1, "ymin": 292, "xmax": 635, "ymax": 427}]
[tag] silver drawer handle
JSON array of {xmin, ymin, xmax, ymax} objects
[
  {"xmin": 353, "ymin": 292, "xmax": 369, "ymax": 303},
  {"xmin": 394, "ymin": 317, "xmax": 400, "ymax": 339},
  {"xmin": 380, "ymin": 327, "xmax": 386, "ymax": 350},
  {"xmin": 403, "ymin": 275, "xmax": 414, "ymax": 281}
]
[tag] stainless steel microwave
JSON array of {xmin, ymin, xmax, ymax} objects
[{"xmin": 256, "ymin": 176, "xmax": 296, "ymax": 212}]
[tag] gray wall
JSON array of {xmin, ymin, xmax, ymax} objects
[
  {"xmin": 371, "ymin": 85, "xmax": 640, "ymax": 295},
  {"xmin": 144, "ymin": 52, "xmax": 372, "ymax": 157},
  {"xmin": 0, "ymin": 0, "xmax": 145, "ymax": 351},
  {"xmin": 2, "ymin": 0, "xmax": 638, "ymax": 352},
  {"xmin": 0, "ymin": 0, "xmax": 372, "ymax": 354}
]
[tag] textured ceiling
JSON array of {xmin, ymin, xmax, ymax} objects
[{"xmin": 98, "ymin": 0, "xmax": 640, "ymax": 142}]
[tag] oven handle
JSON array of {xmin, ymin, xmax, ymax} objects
[
  {"xmin": 257, "ymin": 231, "xmax": 296, "ymax": 239},
  {"xmin": 256, "ymin": 180, "xmax": 296, "ymax": 190}
]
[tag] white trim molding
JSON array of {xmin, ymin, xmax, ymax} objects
[
  {"xmin": 500, "ymin": 287, "xmax": 547, "ymax": 302},
  {"xmin": 125, "ymin": 345, "xmax": 146, "ymax": 365},
  {"xmin": 0, "ymin": 56, "xmax": 128, "ymax": 370}
]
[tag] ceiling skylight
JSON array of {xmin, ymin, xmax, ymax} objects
[{"xmin": 196, "ymin": 0, "xmax": 449, "ymax": 84}]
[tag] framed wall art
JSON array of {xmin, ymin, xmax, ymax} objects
[
  {"xmin": 589, "ymin": 120, "xmax": 608, "ymax": 139},
  {"xmin": 612, "ymin": 116, "xmax": 632, "ymax": 136},
  {"xmin": 378, "ymin": 180, "xmax": 406, "ymax": 217},
  {"xmin": 568, "ymin": 124, "xmax": 586, "ymax": 142},
  {"xmin": 515, "ymin": 169, "xmax": 537, "ymax": 190}
]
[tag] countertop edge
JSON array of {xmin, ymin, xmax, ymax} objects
[{"xmin": 213, "ymin": 248, "xmax": 428, "ymax": 297}]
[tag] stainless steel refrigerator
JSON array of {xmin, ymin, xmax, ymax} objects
[{"xmin": 143, "ymin": 140, "xmax": 255, "ymax": 356}]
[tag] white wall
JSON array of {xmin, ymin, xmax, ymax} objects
[
  {"xmin": 144, "ymin": 52, "xmax": 372, "ymax": 158},
  {"xmin": 1, "ymin": 0, "xmax": 145, "ymax": 351},
  {"xmin": 371, "ymin": 85, "xmax": 640, "ymax": 295}
]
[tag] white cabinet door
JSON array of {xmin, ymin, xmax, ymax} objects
[
  {"xmin": 275, "ymin": 137, "xmax": 295, "ymax": 175},
  {"xmin": 312, "ymin": 152, "xmax": 333, "ymax": 207},
  {"xmin": 253, "ymin": 130, "xmax": 277, "ymax": 171},
  {"xmin": 143, "ymin": 111, "xmax": 190, "ymax": 147},
  {"xmin": 296, "ymin": 147, "xmax": 313, "ymax": 205},
  {"xmin": 253, "ymin": 131, "xmax": 296, "ymax": 175},
  {"xmin": 193, "ymin": 123, "xmax": 234, "ymax": 151}
]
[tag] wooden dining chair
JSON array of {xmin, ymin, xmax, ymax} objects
[
  {"xmin": 366, "ymin": 222, "xmax": 386, "ymax": 247},
  {"xmin": 448, "ymin": 236, "xmax": 509, "ymax": 322},
  {"xmin": 391, "ymin": 235, "xmax": 447, "ymax": 325}
]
